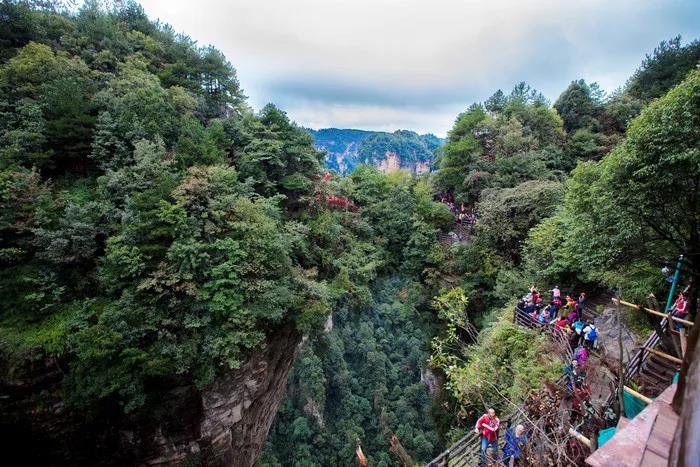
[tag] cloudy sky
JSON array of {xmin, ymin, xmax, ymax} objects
[{"xmin": 138, "ymin": 0, "xmax": 699, "ymax": 135}]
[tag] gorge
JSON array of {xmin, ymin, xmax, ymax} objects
[{"xmin": 1, "ymin": 2, "xmax": 700, "ymax": 467}]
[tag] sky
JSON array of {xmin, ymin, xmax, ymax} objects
[{"xmin": 137, "ymin": 0, "xmax": 700, "ymax": 136}]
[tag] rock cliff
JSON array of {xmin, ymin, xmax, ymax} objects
[
  {"xmin": 309, "ymin": 128, "xmax": 442, "ymax": 174},
  {"xmin": 0, "ymin": 324, "xmax": 301, "ymax": 467},
  {"xmin": 376, "ymin": 151, "xmax": 402, "ymax": 173}
]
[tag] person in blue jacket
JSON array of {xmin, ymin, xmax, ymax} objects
[{"xmin": 503, "ymin": 423, "xmax": 527, "ymax": 466}]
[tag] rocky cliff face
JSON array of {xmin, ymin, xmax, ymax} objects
[
  {"xmin": 376, "ymin": 151, "xmax": 432, "ymax": 175},
  {"xmin": 376, "ymin": 151, "xmax": 402, "ymax": 173},
  {"xmin": 195, "ymin": 324, "xmax": 301, "ymax": 467},
  {"xmin": 415, "ymin": 160, "xmax": 430, "ymax": 175},
  {"xmin": 1, "ymin": 325, "xmax": 301, "ymax": 467}
]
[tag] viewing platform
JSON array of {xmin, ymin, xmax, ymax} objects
[{"xmin": 585, "ymin": 383, "xmax": 678, "ymax": 467}]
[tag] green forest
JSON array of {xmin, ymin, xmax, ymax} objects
[
  {"xmin": 266, "ymin": 37, "xmax": 700, "ymax": 465},
  {"xmin": 1, "ymin": 1, "xmax": 700, "ymax": 466}
]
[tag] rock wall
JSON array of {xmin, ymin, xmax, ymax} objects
[
  {"xmin": 1, "ymin": 324, "xmax": 301, "ymax": 467},
  {"xmin": 193, "ymin": 324, "xmax": 301, "ymax": 467},
  {"xmin": 414, "ymin": 161, "xmax": 429, "ymax": 175},
  {"xmin": 376, "ymin": 152, "xmax": 431, "ymax": 175},
  {"xmin": 420, "ymin": 367, "xmax": 439, "ymax": 396},
  {"xmin": 377, "ymin": 151, "xmax": 402, "ymax": 173}
]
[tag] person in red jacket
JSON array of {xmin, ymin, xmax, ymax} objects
[
  {"xmin": 673, "ymin": 293, "xmax": 689, "ymax": 330},
  {"xmin": 475, "ymin": 407, "xmax": 500, "ymax": 464}
]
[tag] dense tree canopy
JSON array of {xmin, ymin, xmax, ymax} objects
[
  {"xmin": 2, "ymin": 2, "xmax": 700, "ymax": 465},
  {"xmin": 0, "ymin": 0, "xmax": 345, "ymax": 423}
]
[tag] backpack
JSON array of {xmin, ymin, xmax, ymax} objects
[{"xmin": 587, "ymin": 326, "xmax": 598, "ymax": 341}]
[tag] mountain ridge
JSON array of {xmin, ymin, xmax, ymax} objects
[{"xmin": 307, "ymin": 127, "xmax": 444, "ymax": 174}]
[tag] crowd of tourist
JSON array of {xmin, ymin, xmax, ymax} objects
[
  {"xmin": 470, "ymin": 286, "xmax": 692, "ymax": 466},
  {"xmin": 472, "ymin": 286, "xmax": 600, "ymax": 466},
  {"xmin": 517, "ymin": 286, "xmax": 598, "ymax": 350},
  {"xmin": 437, "ymin": 193, "xmax": 478, "ymax": 226}
]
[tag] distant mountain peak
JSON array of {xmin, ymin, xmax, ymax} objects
[{"xmin": 307, "ymin": 128, "xmax": 444, "ymax": 174}]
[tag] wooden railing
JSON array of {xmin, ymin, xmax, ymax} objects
[
  {"xmin": 623, "ymin": 320, "xmax": 665, "ymax": 381},
  {"xmin": 512, "ymin": 304, "xmax": 600, "ymax": 362},
  {"xmin": 614, "ymin": 298, "xmax": 687, "ymax": 381},
  {"xmin": 426, "ymin": 401, "xmax": 535, "ymax": 467},
  {"xmin": 426, "ymin": 431, "xmax": 480, "ymax": 467},
  {"xmin": 603, "ymin": 298, "xmax": 689, "ymax": 406},
  {"xmin": 426, "ymin": 304, "xmax": 584, "ymax": 466}
]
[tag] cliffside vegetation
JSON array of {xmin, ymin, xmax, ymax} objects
[
  {"xmin": 261, "ymin": 168, "xmax": 453, "ymax": 466},
  {"xmin": 0, "ymin": 2, "xmax": 452, "ymax": 464},
  {"xmin": 0, "ymin": 0, "xmax": 431, "ymax": 456},
  {"xmin": 428, "ymin": 36, "xmax": 700, "ymax": 439},
  {"xmin": 2, "ymin": 1, "xmax": 700, "ymax": 466}
]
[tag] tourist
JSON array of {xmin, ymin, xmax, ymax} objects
[
  {"xmin": 572, "ymin": 317, "xmax": 585, "ymax": 345},
  {"xmin": 572, "ymin": 381, "xmax": 592, "ymax": 415},
  {"xmin": 503, "ymin": 424, "xmax": 527, "ymax": 466},
  {"xmin": 538, "ymin": 307, "xmax": 551, "ymax": 324},
  {"xmin": 530, "ymin": 308, "xmax": 539, "ymax": 321},
  {"xmin": 551, "ymin": 285, "xmax": 561, "ymax": 301},
  {"xmin": 565, "ymin": 295, "xmax": 577, "ymax": 314},
  {"xmin": 525, "ymin": 300, "xmax": 535, "ymax": 316},
  {"xmin": 575, "ymin": 346, "xmax": 589, "ymax": 367},
  {"xmin": 673, "ymin": 292, "xmax": 688, "ymax": 330},
  {"xmin": 566, "ymin": 308, "xmax": 578, "ymax": 326},
  {"xmin": 554, "ymin": 316, "xmax": 569, "ymax": 330},
  {"xmin": 552, "ymin": 295, "xmax": 562, "ymax": 312},
  {"xmin": 545, "ymin": 303, "xmax": 557, "ymax": 323},
  {"xmin": 582, "ymin": 320, "xmax": 598, "ymax": 349},
  {"xmin": 564, "ymin": 359, "xmax": 580, "ymax": 389},
  {"xmin": 564, "ymin": 359, "xmax": 587, "ymax": 390},
  {"xmin": 475, "ymin": 408, "xmax": 500, "ymax": 465},
  {"xmin": 578, "ymin": 292, "xmax": 586, "ymax": 314},
  {"xmin": 560, "ymin": 302, "xmax": 570, "ymax": 320}
]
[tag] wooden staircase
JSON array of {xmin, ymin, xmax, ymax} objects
[
  {"xmin": 426, "ymin": 297, "xmax": 691, "ymax": 467},
  {"xmin": 426, "ymin": 304, "xmax": 593, "ymax": 466},
  {"xmin": 616, "ymin": 300, "xmax": 686, "ymax": 399}
]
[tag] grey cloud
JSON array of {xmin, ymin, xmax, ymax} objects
[
  {"xmin": 265, "ymin": 77, "xmax": 477, "ymax": 108},
  {"xmin": 138, "ymin": 0, "xmax": 700, "ymax": 133}
]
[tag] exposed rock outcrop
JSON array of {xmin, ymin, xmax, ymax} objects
[
  {"xmin": 377, "ymin": 151, "xmax": 402, "ymax": 173},
  {"xmin": 415, "ymin": 160, "xmax": 431, "ymax": 175},
  {"xmin": 1, "ymin": 324, "xmax": 301, "ymax": 467},
  {"xmin": 420, "ymin": 367, "xmax": 439, "ymax": 396},
  {"xmin": 376, "ymin": 151, "xmax": 431, "ymax": 175},
  {"xmin": 310, "ymin": 128, "xmax": 442, "ymax": 175},
  {"xmin": 594, "ymin": 301, "xmax": 641, "ymax": 359}
]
